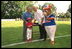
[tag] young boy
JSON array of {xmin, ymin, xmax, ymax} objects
[{"xmin": 26, "ymin": 17, "xmax": 33, "ymax": 42}]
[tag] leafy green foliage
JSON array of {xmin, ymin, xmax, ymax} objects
[{"xmin": 1, "ymin": 1, "xmax": 36, "ymax": 19}]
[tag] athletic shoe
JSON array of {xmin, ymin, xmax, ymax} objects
[{"xmin": 50, "ymin": 41, "xmax": 55, "ymax": 45}]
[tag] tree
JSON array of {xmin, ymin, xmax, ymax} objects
[
  {"xmin": 1, "ymin": 1, "xmax": 37, "ymax": 19},
  {"xmin": 67, "ymin": 4, "xmax": 71, "ymax": 13},
  {"xmin": 1, "ymin": 1, "xmax": 19, "ymax": 19},
  {"xmin": 64, "ymin": 4, "xmax": 71, "ymax": 18},
  {"xmin": 39, "ymin": 5, "xmax": 42, "ymax": 10},
  {"xmin": 65, "ymin": 12, "xmax": 71, "ymax": 18}
]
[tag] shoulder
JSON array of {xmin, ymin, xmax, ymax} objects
[
  {"xmin": 30, "ymin": 13, "xmax": 33, "ymax": 15},
  {"xmin": 50, "ymin": 14, "xmax": 55, "ymax": 17},
  {"xmin": 23, "ymin": 12, "xmax": 28, "ymax": 14},
  {"xmin": 50, "ymin": 14, "xmax": 55, "ymax": 16},
  {"xmin": 37, "ymin": 9, "xmax": 42, "ymax": 12},
  {"xmin": 22, "ymin": 12, "xmax": 25, "ymax": 15},
  {"xmin": 37, "ymin": 9, "xmax": 43, "ymax": 14},
  {"xmin": 22, "ymin": 12, "xmax": 27, "ymax": 17}
]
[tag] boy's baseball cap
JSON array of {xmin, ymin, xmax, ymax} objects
[{"xmin": 27, "ymin": 17, "xmax": 32, "ymax": 20}]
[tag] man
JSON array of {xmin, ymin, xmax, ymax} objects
[
  {"xmin": 22, "ymin": 6, "xmax": 33, "ymax": 41},
  {"xmin": 32, "ymin": 6, "xmax": 47, "ymax": 40}
]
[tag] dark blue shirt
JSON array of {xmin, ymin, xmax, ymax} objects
[
  {"xmin": 22, "ymin": 12, "xmax": 33, "ymax": 21},
  {"xmin": 43, "ymin": 14, "xmax": 56, "ymax": 26}
]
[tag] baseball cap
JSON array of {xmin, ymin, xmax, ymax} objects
[
  {"xmin": 27, "ymin": 17, "xmax": 32, "ymax": 20},
  {"xmin": 43, "ymin": 5, "xmax": 52, "ymax": 10}
]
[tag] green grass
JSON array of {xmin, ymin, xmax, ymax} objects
[
  {"xmin": 4, "ymin": 36, "xmax": 71, "ymax": 48},
  {"xmin": 1, "ymin": 21, "xmax": 71, "ymax": 48}
]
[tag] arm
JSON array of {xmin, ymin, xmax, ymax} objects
[
  {"xmin": 32, "ymin": 13, "xmax": 36, "ymax": 23},
  {"xmin": 22, "ymin": 12, "xmax": 28, "ymax": 23},
  {"xmin": 32, "ymin": 19, "xmax": 36, "ymax": 23},
  {"xmin": 46, "ymin": 15, "xmax": 55, "ymax": 20},
  {"xmin": 41, "ymin": 17, "xmax": 44, "ymax": 24},
  {"xmin": 46, "ymin": 17, "xmax": 54, "ymax": 20}
]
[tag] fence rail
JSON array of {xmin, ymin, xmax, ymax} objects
[
  {"xmin": 55, "ymin": 18, "xmax": 71, "ymax": 21},
  {"xmin": 1, "ymin": 18, "xmax": 71, "ymax": 21}
]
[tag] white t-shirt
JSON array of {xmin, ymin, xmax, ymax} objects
[{"xmin": 34, "ymin": 9, "xmax": 44, "ymax": 24}]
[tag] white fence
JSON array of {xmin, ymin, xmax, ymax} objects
[{"xmin": 1, "ymin": 19, "xmax": 15, "ymax": 21}]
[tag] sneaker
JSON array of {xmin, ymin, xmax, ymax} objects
[
  {"xmin": 50, "ymin": 41, "xmax": 55, "ymax": 45},
  {"xmin": 43, "ymin": 38, "xmax": 46, "ymax": 41},
  {"xmin": 27, "ymin": 38, "xmax": 32, "ymax": 42},
  {"xmin": 25, "ymin": 40, "xmax": 29, "ymax": 42},
  {"xmin": 29, "ymin": 38, "xmax": 32, "ymax": 41},
  {"xmin": 39, "ymin": 37, "xmax": 43, "ymax": 39}
]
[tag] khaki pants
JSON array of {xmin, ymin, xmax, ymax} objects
[{"xmin": 45, "ymin": 25, "xmax": 56, "ymax": 41}]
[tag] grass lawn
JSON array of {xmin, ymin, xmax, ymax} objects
[{"xmin": 1, "ymin": 21, "xmax": 71, "ymax": 48}]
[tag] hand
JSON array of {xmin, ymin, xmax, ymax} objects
[
  {"xmin": 32, "ymin": 19, "xmax": 36, "ymax": 23},
  {"xmin": 39, "ymin": 23, "xmax": 43, "ymax": 26},
  {"xmin": 24, "ymin": 21, "xmax": 28, "ymax": 23}
]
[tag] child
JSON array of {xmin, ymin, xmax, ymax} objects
[
  {"xmin": 42, "ymin": 5, "xmax": 56, "ymax": 45},
  {"xmin": 26, "ymin": 17, "xmax": 33, "ymax": 42}
]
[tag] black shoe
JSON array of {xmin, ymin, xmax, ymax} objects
[
  {"xmin": 43, "ymin": 38, "xmax": 46, "ymax": 41},
  {"xmin": 39, "ymin": 38, "xmax": 43, "ymax": 39}
]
